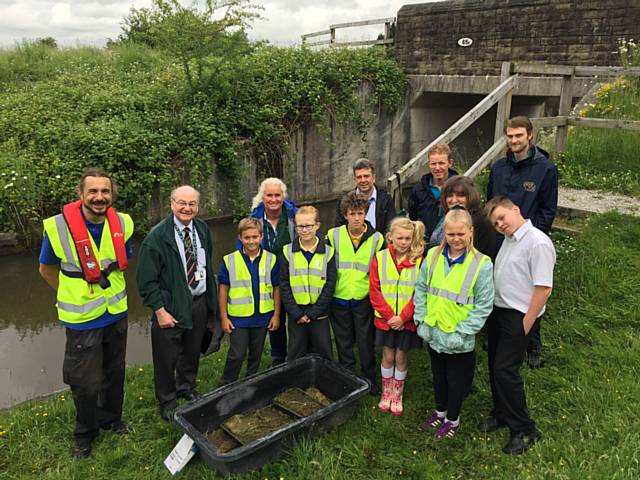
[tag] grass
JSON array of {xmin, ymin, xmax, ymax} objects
[
  {"xmin": 2, "ymin": 213, "xmax": 640, "ymax": 479},
  {"xmin": 556, "ymin": 74, "xmax": 640, "ymax": 197}
]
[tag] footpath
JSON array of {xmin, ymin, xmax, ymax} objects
[{"xmin": 558, "ymin": 186, "xmax": 640, "ymax": 218}]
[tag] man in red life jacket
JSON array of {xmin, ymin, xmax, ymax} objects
[{"xmin": 39, "ymin": 167, "xmax": 134, "ymax": 459}]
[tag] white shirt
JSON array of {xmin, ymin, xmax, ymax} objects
[
  {"xmin": 173, "ymin": 216, "xmax": 207, "ymax": 297},
  {"xmin": 357, "ymin": 186, "xmax": 377, "ymax": 229},
  {"xmin": 494, "ymin": 220, "xmax": 556, "ymax": 316}
]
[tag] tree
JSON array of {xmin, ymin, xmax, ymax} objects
[{"xmin": 118, "ymin": 0, "xmax": 262, "ymax": 89}]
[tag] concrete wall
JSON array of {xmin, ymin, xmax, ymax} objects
[{"xmin": 396, "ymin": 0, "xmax": 640, "ymax": 75}]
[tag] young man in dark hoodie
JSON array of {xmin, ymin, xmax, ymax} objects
[
  {"xmin": 328, "ymin": 192, "xmax": 385, "ymax": 393},
  {"xmin": 408, "ymin": 143, "xmax": 458, "ymax": 239},
  {"xmin": 487, "ymin": 116, "xmax": 558, "ymax": 369}
]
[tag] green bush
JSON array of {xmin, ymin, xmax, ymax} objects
[{"xmin": 0, "ymin": 42, "xmax": 405, "ymax": 242}]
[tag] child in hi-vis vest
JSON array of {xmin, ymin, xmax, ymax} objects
[
  {"xmin": 369, "ymin": 217, "xmax": 425, "ymax": 416},
  {"xmin": 218, "ymin": 218, "xmax": 280, "ymax": 385},
  {"xmin": 280, "ymin": 206, "xmax": 336, "ymax": 361},
  {"xmin": 414, "ymin": 207, "xmax": 494, "ymax": 439},
  {"xmin": 328, "ymin": 192, "xmax": 384, "ymax": 392}
]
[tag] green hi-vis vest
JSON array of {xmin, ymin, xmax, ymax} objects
[
  {"xmin": 328, "ymin": 226, "xmax": 383, "ymax": 301},
  {"xmin": 43, "ymin": 212, "xmax": 134, "ymax": 324},
  {"xmin": 375, "ymin": 249, "xmax": 422, "ymax": 318},
  {"xmin": 223, "ymin": 250, "xmax": 276, "ymax": 317},
  {"xmin": 283, "ymin": 243, "xmax": 334, "ymax": 305},
  {"xmin": 423, "ymin": 247, "xmax": 489, "ymax": 333}
]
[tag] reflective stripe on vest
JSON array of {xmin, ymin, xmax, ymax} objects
[
  {"xmin": 284, "ymin": 243, "xmax": 333, "ymax": 305},
  {"xmin": 423, "ymin": 247, "xmax": 488, "ymax": 333},
  {"xmin": 375, "ymin": 249, "xmax": 422, "ymax": 318},
  {"xmin": 225, "ymin": 250, "xmax": 276, "ymax": 316},
  {"xmin": 43, "ymin": 211, "xmax": 133, "ymax": 324},
  {"xmin": 330, "ymin": 226, "xmax": 382, "ymax": 301}
]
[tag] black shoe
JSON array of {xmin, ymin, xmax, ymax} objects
[
  {"xmin": 527, "ymin": 348, "xmax": 544, "ymax": 369},
  {"xmin": 502, "ymin": 430, "xmax": 541, "ymax": 454},
  {"xmin": 101, "ymin": 420, "xmax": 130, "ymax": 435},
  {"xmin": 159, "ymin": 405, "xmax": 176, "ymax": 422},
  {"xmin": 177, "ymin": 390, "xmax": 202, "ymax": 402},
  {"xmin": 72, "ymin": 440, "xmax": 93, "ymax": 459},
  {"xmin": 479, "ymin": 416, "xmax": 507, "ymax": 433}
]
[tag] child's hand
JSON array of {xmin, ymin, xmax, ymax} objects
[
  {"xmin": 388, "ymin": 315, "xmax": 404, "ymax": 330},
  {"xmin": 221, "ymin": 316, "xmax": 235, "ymax": 334},
  {"xmin": 297, "ymin": 314, "xmax": 311, "ymax": 324},
  {"xmin": 268, "ymin": 315, "xmax": 280, "ymax": 331}
]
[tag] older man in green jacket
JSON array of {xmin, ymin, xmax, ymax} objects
[{"xmin": 137, "ymin": 185, "xmax": 218, "ymax": 421}]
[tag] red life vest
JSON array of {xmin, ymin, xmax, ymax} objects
[{"xmin": 62, "ymin": 200, "xmax": 128, "ymax": 284}]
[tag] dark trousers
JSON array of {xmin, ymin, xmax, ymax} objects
[
  {"xmin": 151, "ymin": 294, "xmax": 208, "ymax": 409},
  {"xmin": 427, "ymin": 345, "xmax": 475, "ymax": 421},
  {"xmin": 487, "ymin": 306, "xmax": 538, "ymax": 434},
  {"xmin": 287, "ymin": 316, "xmax": 333, "ymax": 362},
  {"xmin": 62, "ymin": 316, "xmax": 128, "ymax": 444},
  {"xmin": 220, "ymin": 326, "xmax": 268, "ymax": 384},
  {"xmin": 268, "ymin": 304, "xmax": 287, "ymax": 362},
  {"xmin": 329, "ymin": 299, "xmax": 376, "ymax": 385}
]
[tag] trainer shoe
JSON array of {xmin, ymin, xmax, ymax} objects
[
  {"xmin": 434, "ymin": 420, "xmax": 459, "ymax": 439},
  {"xmin": 419, "ymin": 411, "xmax": 444, "ymax": 430}
]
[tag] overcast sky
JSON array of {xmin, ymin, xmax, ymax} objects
[{"xmin": 0, "ymin": 0, "xmax": 432, "ymax": 48}]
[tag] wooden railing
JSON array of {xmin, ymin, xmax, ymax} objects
[
  {"xmin": 388, "ymin": 61, "xmax": 640, "ymax": 202},
  {"xmin": 301, "ymin": 18, "xmax": 395, "ymax": 47}
]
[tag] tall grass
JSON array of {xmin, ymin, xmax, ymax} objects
[
  {"xmin": 559, "ymin": 40, "xmax": 640, "ymax": 196},
  {"xmin": 1, "ymin": 213, "xmax": 639, "ymax": 479}
]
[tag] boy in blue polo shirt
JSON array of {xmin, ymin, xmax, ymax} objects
[{"xmin": 218, "ymin": 218, "xmax": 280, "ymax": 385}]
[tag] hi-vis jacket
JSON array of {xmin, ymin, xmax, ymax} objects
[
  {"xmin": 280, "ymin": 237, "xmax": 336, "ymax": 322},
  {"xmin": 43, "ymin": 205, "xmax": 133, "ymax": 324},
  {"xmin": 414, "ymin": 246, "xmax": 494, "ymax": 354},
  {"xmin": 327, "ymin": 223, "xmax": 383, "ymax": 301},
  {"xmin": 223, "ymin": 249, "xmax": 276, "ymax": 317}
]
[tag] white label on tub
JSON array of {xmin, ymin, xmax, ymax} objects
[{"xmin": 164, "ymin": 434, "xmax": 198, "ymax": 475}]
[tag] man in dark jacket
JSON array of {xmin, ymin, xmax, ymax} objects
[
  {"xmin": 334, "ymin": 158, "xmax": 395, "ymax": 234},
  {"xmin": 487, "ymin": 115, "xmax": 559, "ymax": 369},
  {"xmin": 137, "ymin": 185, "xmax": 218, "ymax": 421},
  {"xmin": 408, "ymin": 143, "xmax": 458, "ymax": 238}
]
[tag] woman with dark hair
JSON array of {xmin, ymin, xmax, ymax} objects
[{"xmin": 428, "ymin": 176, "xmax": 497, "ymax": 261}]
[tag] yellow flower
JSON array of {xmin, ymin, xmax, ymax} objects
[{"xmin": 138, "ymin": 367, "xmax": 144, "ymax": 372}]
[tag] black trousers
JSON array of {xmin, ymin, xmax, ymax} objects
[
  {"xmin": 487, "ymin": 306, "xmax": 538, "ymax": 434},
  {"xmin": 220, "ymin": 326, "xmax": 268, "ymax": 384},
  {"xmin": 151, "ymin": 294, "xmax": 208, "ymax": 409},
  {"xmin": 63, "ymin": 316, "xmax": 128, "ymax": 443},
  {"xmin": 427, "ymin": 345, "xmax": 475, "ymax": 421},
  {"xmin": 287, "ymin": 315, "xmax": 333, "ymax": 362},
  {"xmin": 329, "ymin": 299, "xmax": 376, "ymax": 385},
  {"xmin": 268, "ymin": 304, "xmax": 287, "ymax": 362}
]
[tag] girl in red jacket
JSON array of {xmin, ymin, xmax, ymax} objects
[{"xmin": 370, "ymin": 217, "xmax": 425, "ymax": 415}]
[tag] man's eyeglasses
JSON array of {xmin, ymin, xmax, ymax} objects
[
  {"xmin": 173, "ymin": 200, "xmax": 198, "ymax": 208},
  {"xmin": 295, "ymin": 224, "xmax": 317, "ymax": 231}
]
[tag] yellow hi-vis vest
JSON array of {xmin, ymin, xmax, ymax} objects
[
  {"xmin": 423, "ymin": 247, "xmax": 489, "ymax": 333},
  {"xmin": 328, "ymin": 225, "xmax": 383, "ymax": 301},
  {"xmin": 283, "ymin": 243, "xmax": 334, "ymax": 305},
  {"xmin": 223, "ymin": 249, "xmax": 276, "ymax": 317},
  {"xmin": 43, "ymin": 211, "xmax": 134, "ymax": 324},
  {"xmin": 375, "ymin": 249, "xmax": 422, "ymax": 318}
]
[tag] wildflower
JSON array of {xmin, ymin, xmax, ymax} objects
[
  {"xmin": 138, "ymin": 367, "xmax": 144, "ymax": 372},
  {"xmin": 55, "ymin": 174, "xmax": 61, "ymax": 179}
]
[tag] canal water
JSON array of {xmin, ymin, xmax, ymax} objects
[{"xmin": 0, "ymin": 200, "xmax": 338, "ymax": 409}]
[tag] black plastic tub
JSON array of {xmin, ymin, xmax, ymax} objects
[{"xmin": 174, "ymin": 355, "xmax": 370, "ymax": 476}]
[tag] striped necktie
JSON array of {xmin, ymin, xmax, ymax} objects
[{"xmin": 183, "ymin": 227, "xmax": 198, "ymax": 287}]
